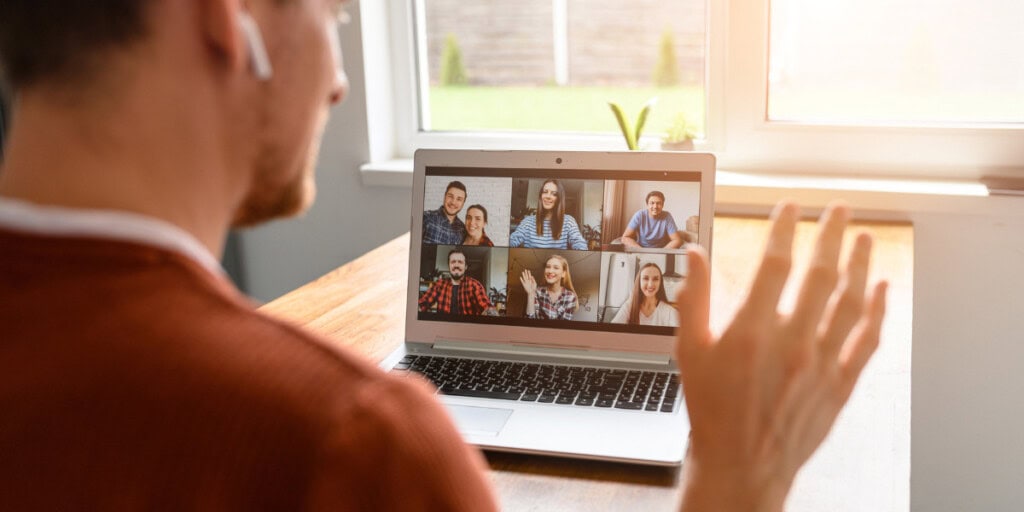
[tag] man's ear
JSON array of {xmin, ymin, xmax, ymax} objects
[{"xmin": 199, "ymin": 0, "xmax": 246, "ymax": 76}]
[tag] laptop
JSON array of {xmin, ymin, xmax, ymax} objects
[{"xmin": 381, "ymin": 149, "xmax": 716, "ymax": 466}]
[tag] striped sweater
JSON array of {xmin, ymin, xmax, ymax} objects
[{"xmin": 509, "ymin": 214, "xmax": 588, "ymax": 250}]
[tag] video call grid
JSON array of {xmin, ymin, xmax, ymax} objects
[{"xmin": 417, "ymin": 168, "xmax": 702, "ymax": 335}]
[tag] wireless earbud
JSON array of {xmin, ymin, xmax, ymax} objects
[{"xmin": 238, "ymin": 11, "xmax": 273, "ymax": 81}]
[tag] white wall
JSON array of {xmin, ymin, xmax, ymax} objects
[
  {"xmin": 488, "ymin": 249, "xmax": 509, "ymax": 296},
  {"xmin": 910, "ymin": 210, "xmax": 1024, "ymax": 511},
  {"xmin": 582, "ymin": 181, "xmax": 604, "ymax": 230}
]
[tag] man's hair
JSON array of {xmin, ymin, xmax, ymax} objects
[
  {"xmin": 466, "ymin": 204, "xmax": 488, "ymax": 223},
  {"xmin": 445, "ymin": 181, "xmax": 467, "ymax": 197},
  {"xmin": 447, "ymin": 248, "xmax": 466, "ymax": 264},
  {"xmin": 0, "ymin": 1, "xmax": 154, "ymax": 92},
  {"xmin": 645, "ymin": 191, "xmax": 665, "ymax": 204}
]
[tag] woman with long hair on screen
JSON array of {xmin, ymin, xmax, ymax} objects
[
  {"xmin": 509, "ymin": 179, "xmax": 588, "ymax": 250},
  {"xmin": 611, "ymin": 263, "xmax": 678, "ymax": 327},
  {"xmin": 520, "ymin": 255, "xmax": 579, "ymax": 320},
  {"xmin": 461, "ymin": 204, "xmax": 494, "ymax": 247}
]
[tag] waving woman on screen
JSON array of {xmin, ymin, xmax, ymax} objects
[{"xmin": 520, "ymin": 255, "xmax": 579, "ymax": 320}]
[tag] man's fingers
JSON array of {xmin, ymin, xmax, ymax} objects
[
  {"xmin": 788, "ymin": 203, "xmax": 850, "ymax": 344},
  {"xmin": 821, "ymin": 232, "xmax": 872, "ymax": 358},
  {"xmin": 675, "ymin": 245, "xmax": 712, "ymax": 359},
  {"xmin": 741, "ymin": 201, "xmax": 799, "ymax": 326},
  {"xmin": 839, "ymin": 280, "xmax": 888, "ymax": 390}
]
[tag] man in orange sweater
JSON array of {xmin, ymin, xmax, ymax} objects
[{"xmin": 0, "ymin": 1, "xmax": 885, "ymax": 510}]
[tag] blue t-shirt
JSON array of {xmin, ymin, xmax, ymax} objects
[{"xmin": 627, "ymin": 209, "xmax": 679, "ymax": 248}]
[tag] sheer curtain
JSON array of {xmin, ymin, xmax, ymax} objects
[{"xmin": 601, "ymin": 180, "xmax": 625, "ymax": 244}]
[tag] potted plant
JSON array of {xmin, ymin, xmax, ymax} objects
[
  {"xmin": 661, "ymin": 112, "xmax": 699, "ymax": 151},
  {"xmin": 579, "ymin": 223, "xmax": 603, "ymax": 251},
  {"xmin": 488, "ymin": 286, "xmax": 507, "ymax": 315},
  {"xmin": 608, "ymin": 97, "xmax": 657, "ymax": 150}
]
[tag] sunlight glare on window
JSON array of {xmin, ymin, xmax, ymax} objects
[{"xmin": 768, "ymin": 0, "xmax": 1024, "ymax": 125}]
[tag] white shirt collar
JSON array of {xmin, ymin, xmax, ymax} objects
[{"xmin": 0, "ymin": 197, "xmax": 225, "ymax": 276}]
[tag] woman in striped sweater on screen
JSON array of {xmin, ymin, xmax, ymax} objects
[{"xmin": 509, "ymin": 179, "xmax": 588, "ymax": 250}]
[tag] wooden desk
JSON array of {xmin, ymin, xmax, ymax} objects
[{"xmin": 261, "ymin": 216, "xmax": 913, "ymax": 511}]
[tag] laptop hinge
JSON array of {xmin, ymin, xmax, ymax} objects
[{"xmin": 431, "ymin": 340, "xmax": 671, "ymax": 365}]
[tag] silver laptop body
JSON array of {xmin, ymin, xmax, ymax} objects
[{"xmin": 381, "ymin": 149, "xmax": 716, "ymax": 466}]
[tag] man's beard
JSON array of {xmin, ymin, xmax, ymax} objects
[
  {"xmin": 450, "ymin": 270, "xmax": 464, "ymax": 280},
  {"xmin": 231, "ymin": 140, "xmax": 318, "ymax": 228}
]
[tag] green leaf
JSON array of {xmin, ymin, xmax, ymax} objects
[
  {"xmin": 608, "ymin": 101, "xmax": 636, "ymax": 150},
  {"xmin": 634, "ymin": 97, "xmax": 658, "ymax": 143}
]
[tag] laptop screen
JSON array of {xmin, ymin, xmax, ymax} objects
[{"xmin": 417, "ymin": 165, "xmax": 703, "ymax": 338}]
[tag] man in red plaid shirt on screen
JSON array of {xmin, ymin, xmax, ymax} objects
[{"xmin": 419, "ymin": 249, "xmax": 494, "ymax": 315}]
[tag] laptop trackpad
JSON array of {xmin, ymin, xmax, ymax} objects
[{"xmin": 445, "ymin": 405, "xmax": 513, "ymax": 437}]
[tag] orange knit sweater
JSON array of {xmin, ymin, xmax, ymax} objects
[{"xmin": 0, "ymin": 228, "xmax": 497, "ymax": 510}]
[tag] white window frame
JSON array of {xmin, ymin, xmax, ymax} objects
[{"xmin": 362, "ymin": 0, "xmax": 1024, "ymax": 181}]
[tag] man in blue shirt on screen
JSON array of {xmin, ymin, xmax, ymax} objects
[{"xmin": 620, "ymin": 191, "xmax": 685, "ymax": 249}]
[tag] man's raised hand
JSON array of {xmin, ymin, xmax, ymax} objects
[{"xmin": 675, "ymin": 202, "xmax": 888, "ymax": 512}]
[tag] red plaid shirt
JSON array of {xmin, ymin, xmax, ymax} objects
[{"xmin": 418, "ymin": 276, "xmax": 492, "ymax": 315}]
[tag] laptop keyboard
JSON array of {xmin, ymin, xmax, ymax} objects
[{"xmin": 391, "ymin": 355, "xmax": 680, "ymax": 413}]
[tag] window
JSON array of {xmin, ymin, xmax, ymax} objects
[
  {"xmin": 417, "ymin": 0, "xmax": 707, "ymax": 140},
  {"xmin": 366, "ymin": 0, "xmax": 1024, "ymax": 180},
  {"xmin": 768, "ymin": 0, "xmax": 1024, "ymax": 125}
]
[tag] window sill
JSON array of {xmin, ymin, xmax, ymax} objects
[
  {"xmin": 360, "ymin": 159, "xmax": 1021, "ymax": 220},
  {"xmin": 359, "ymin": 159, "xmax": 416, "ymax": 188}
]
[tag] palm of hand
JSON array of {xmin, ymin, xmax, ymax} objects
[
  {"xmin": 675, "ymin": 203, "xmax": 887, "ymax": 510},
  {"xmin": 520, "ymin": 270, "xmax": 537, "ymax": 295}
]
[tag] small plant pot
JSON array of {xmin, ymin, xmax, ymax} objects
[{"xmin": 660, "ymin": 140, "xmax": 694, "ymax": 151}]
